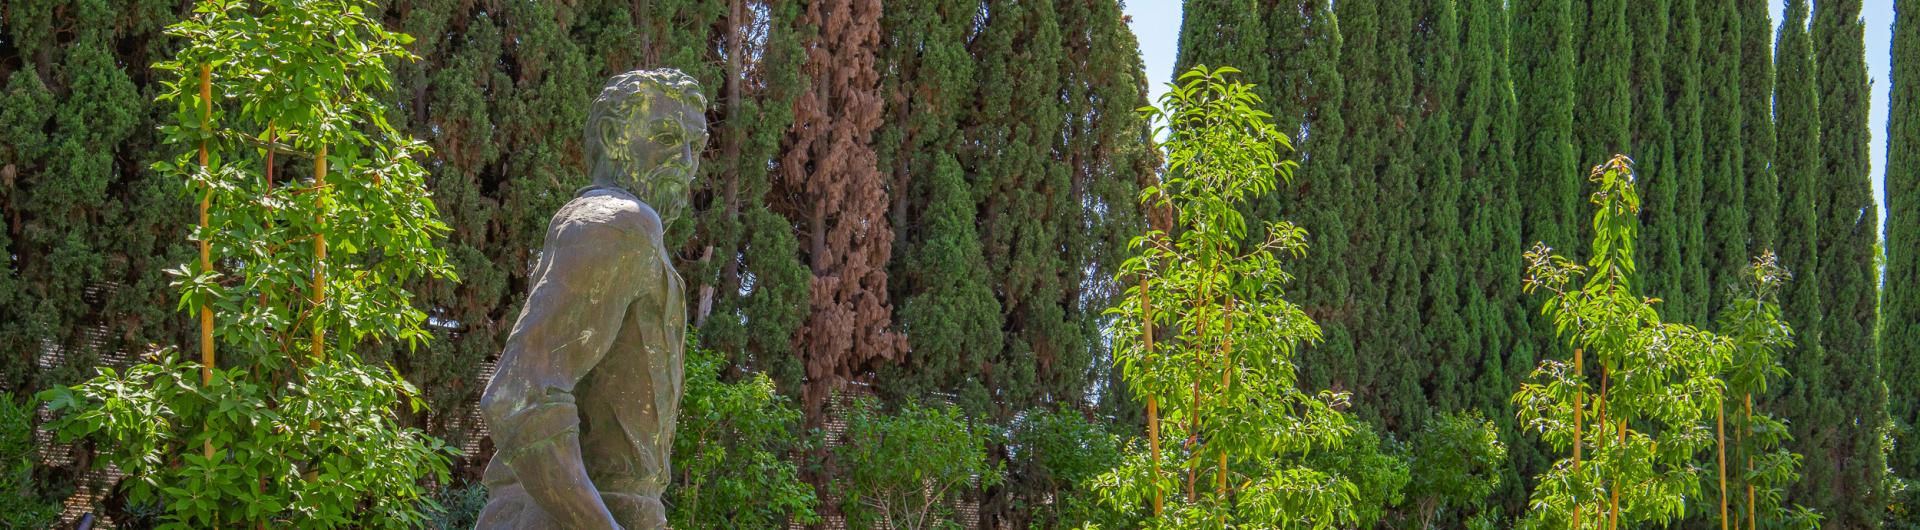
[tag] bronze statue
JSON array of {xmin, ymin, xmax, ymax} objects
[{"xmin": 476, "ymin": 69, "xmax": 706, "ymax": 530}]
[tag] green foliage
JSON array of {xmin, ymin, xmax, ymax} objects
[
  {"xmin": 1884, "ymin": 2, "xmax": 1920, "ymax": 525},
  {"xmin": 0, "ymin": 0, "xmax": 188, "ymax": 412},
  {"xmin": 421, "ymin": 482, "xmax": 488, "ymax": 530},
  {"xmin": 150, "ymin": 0, "xmax": 454, "ymax": 360},
  {"xmin": 1406, "ymin": 411, "xmax": 1507, "ymax": 529},
  {"xmin": 1514, "ymin": 156, "xmax": 1731, "ymax": 528},
  {"xmin": 1770, "ymin": 1, "xmax": 1828, "ymax": 519},
  {"xmin": 41, "ymin": 355, "xmax": 451, "ymax": 529},
  {"xmin": 1716, "ymin": 254, "xmax": 1822, "ymax": 530},
  {"xmin": 1097, "ymin": 65, "xmax": 1373, "ymax": 529},
  {"xmin": 1700, "ymin": 0, "xmax": 1751, "ymax": 321},
  {"xmin": 1299, "ymin": 422, "xmax": 1410, "ymax": 529},
  {"xmin": 1005, "ymin": 409, "xmax": 1134, "ymax": 530},
  {"xmin": 670, "ymin": 340, "xmax": 818, "ymax": 529},
  {"xmin": 1738, "ymin": 0, "xmax": 1778, "ymax": 253},
  {"xmin": 1810, "ymin": 0, "xmax": 1888, "ymax": 524},
  {"xmin": 836, "ymin": 396, "xmax": 1002, "ymax": 530},
  {"xmin": 1511, "ymin": 0, "xmax": 1579, "ymax": 259},
  {"xmin": 0, "ymin": 393, "xmax": 58, "ymax": 530},
  {"xmin": 36, "ymin": 0, "xmax": 457, "ymax": 526}
]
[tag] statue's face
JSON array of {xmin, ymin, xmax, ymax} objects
[{"xmin": 591, "ymin": 86, "xmax": 707, "ymax": 223}]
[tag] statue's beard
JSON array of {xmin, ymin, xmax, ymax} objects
[{"xmin": 607, "ymin": 160, "xmax": 691, "ymax": 223}]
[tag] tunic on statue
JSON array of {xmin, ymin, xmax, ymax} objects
[{"xmin": 476, "ymin": 185, "xmax": 686, "ymax": 530}]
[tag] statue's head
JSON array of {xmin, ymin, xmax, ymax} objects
[{"xmin": 585, "ymin": 68, "xmax": 708, "ymax": 223}]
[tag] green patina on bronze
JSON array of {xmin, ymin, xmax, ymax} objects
[{"xmin": 476, "ymin": 69, "xmax": 705, "ymax": 530}]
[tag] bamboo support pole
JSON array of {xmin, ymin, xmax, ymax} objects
[
  {"xmin": 310, "ymin": 146, "xmax": 327, "ymax": 362},
  {"xmin": 1571, "ymin": 347, "xmax": 1584, "ymax": 530},
  {"xmin": 1728, "ymin": 397, "xmax": 1743, "ymax": 530}
]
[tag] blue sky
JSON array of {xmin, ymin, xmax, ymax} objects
[{"xmin": 1123, "ymin": 1, "xmax": 1898, "ymax": 234}]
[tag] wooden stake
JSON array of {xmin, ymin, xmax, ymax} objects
[
  {"xmin": 1141, "ymin": 251, "xmax": 1161, "ymax": 516},
  {"xmin": 310, "ymin": 145, "xmax": 326, "ymax": 362},
  {"xmin": 1718, "ymin": 398, "xmax": 1729, "ymax": 530},
  {"xmin": 1572, "ymin": 347, "xmax": 1584, "ymax": 530},
  {"xmin": 196, "ymin": 61, "xmax": 216, "ymax": 464},
  {"xmin": 197, "ymin": 62, "xmax": 214, "ymax": 385},
  {"xmin": 1745, "ymin": 393, "xmax": 1756, "ymax": 530}
]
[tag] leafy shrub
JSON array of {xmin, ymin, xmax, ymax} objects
[
  {"xmin": 41, "ymin": 356, "xmax": 452, "ymax": 528},
  {"xmin": 669, "ymin": 341, "xmax": 818, "ymax": 528},
  {"xmin": 0, "ymin": 392, "xmax": 57, "ymax": 530},
  {"xmin": 1303, "ymin": 422, "xmax": 1410, "ymax": 529},
  {"xmin": 38, "ymin": 0, "xmax": 458, "ymax": 525},
  {"xmin": 1405, "ymin": 411, "xmax": 1506, "ymax": 529},
  {"xmin": 1096, "ymin": 64, "xmax": 1376, "ymax": 529},
  {"xmin": 421, "ymin": 482, "xmax": 488, "ymax": 530},
  {"xmin": 1004, "ymin": 408, "xmax": 1135, "ymax": 530},
  {"xmin": 837, "ymin": 396, "xmax": 1002, "ymax": 530}
]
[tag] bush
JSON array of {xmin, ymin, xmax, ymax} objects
[
  {"xmin": 1004, "ymin": 408, "xmax": 1135, "ymax": 530},
  {"xmin": 0, "ymin": 392, "xmax": 57, "ymax": 529},
  {"xmin": 837, "ymin": 396, "xmax": 1002, "ymax": 530},
  {"xmin": 668, "ymin": 341, "xmax": 818, "ymax": 528},
  {"xmin": 1406, "ymin": 411, "xmax": 1506, "ymax": 529},
  {"xmin": 421, "ymin": 482, "xmax": 488, "ymax": 530}
]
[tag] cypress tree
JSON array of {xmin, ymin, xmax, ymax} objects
[
  {"xmin": 1511, "ymin": 0, "xmax": 1578, "ymax": 259},
  {"xmin": 1057, "ymin": 0, "xmax": 1154, "ymax": 412},
  {"xmin": 1456, "ymin": 0, "xmax": 1534, "ymax": 513},
  {"xmin": 1175, "ymin": 0, "xmax": 1271, "ymax": 105},
  {"xmin": 1671, "ymin": 0, "xmax": 1712, "ymax": 323},
  {"xmin": 1414, "ymin": 0, "xmax": 1466, "ymax": 417},
  {"xmin": 1768, "ymin": 0, "xmax": 1830, "ymax": 523},
  {"xmin": 1740, "ymin": 0, "xmax": 1778, "ymax": 253},
  {"xmin": 1633, "ymin": 0, "xmax": 1685, "ymax": 326},
  {"xmin": 1308, "ymin": 0, "xmax": 1383, "ymax": 403},
  {"xmin": 875, "ymin": 0, "xmax": 992, "ymax": 411},
  {"xmin": 693, "ymin": 1, "xmax": 813, "ymax": 391},
  {"xmin": 1701, "ymin": 0, "xmax": 1749, "ymax": 317},
  {"xmin": 1885, "ymin": 0, "xmax": 1920, "ymax": 509},
  {"xmin": 967, "ymin": 0, "xmax": 1071, "ymax": 415},
  {"xmin": 1811, "ymin": 0, "xmax": 1887, "ymax": 524},
  {"xmin": 1286, "ymin": 0, "xmax": 1359, "ymax": 417},
  {"xmin": 1371, "ymin": 0, "xmax": 1423, "ymax": 432},
  {"xmin": 1574, "ymin": 0, "xmax": 1632, "ymax": 217}
]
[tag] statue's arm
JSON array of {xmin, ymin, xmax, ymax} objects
[{"xmin": 480, "ymin": 221, "xmax": 644, "ymax": 530}]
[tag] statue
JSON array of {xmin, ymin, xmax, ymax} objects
[{"xmin": 476, "ymin": 69, "xmax": 706, "ymax": 530}]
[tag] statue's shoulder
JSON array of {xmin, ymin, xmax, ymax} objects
[{"xmin": 548, "ymin": 187, "xmax": 663, "ymax": 245}]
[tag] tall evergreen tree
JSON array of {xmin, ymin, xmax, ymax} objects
[
  {"xmin": 966, "ymin": 0, "xmax": 1072, "ymax": 415},
  {"xmin": 1810, "ymin": 0, "xmax": 1887, "ymax": 524},
  {"xmin": 1457, "ymin": 0, "xmax": 1532, "ymax": 515},
  {"xmin": 1314, "ymin": 0, "xmax": 1385, "ymax": 403},
  {"xmin": 875, "ymin": 0, "xmax": 991, "ymax": 411},
  {"xmin": 1671, "ymin": 0, "xmax": 1712, "ymax": 323},
  {"xmin": 1056, "ymin": 0, "xmax": 1155, "ymax": 412},
  {"xmin": 1414, "ymin": 0, "xmax": 1465, "ymax": 417},
  {"xmin": 1885, "ymin": 0, "xmax": 1920, "ymax": 509},
  {"xmin": 1511, "ymin": 0, "xmax": 1577, "ymax": 257},
  {"xmin": 1768, "ymin": 1, "xmax": 1830, "ymax": 524},
  {"xmin": 687, "ymin": 0, "xmax": 814, "ymax": 392},
  {"xmin": 1740, "ymin": 0, "xmax": 1778, "ymax": 253},
  {"xmin": 1331, "ymin": 0, "xmax": 1423, "ymax": 429},
  {"xmin": 1633, "ymin": 0, "xmax": 1686, "ymax": 325},
  {"xmin": 1284, "ymin": 0, "xmax": 1360, "ymax": 422},
  {"xmin": 0, "ymin": 0, "xmax": 185, "ymax": 405},
  {"xmin": 1174, "ymin": 0, "xmax": 1271, "ymax": 105},
  {"xmin": 1370, "ymin": 0, "xmax": 1423, "ymax": 432},
  {"xmin": 1701, "ymin": 0, "xmax": 1749, "ymax": 317},
  {"xmin": 1574, "ymin": 0, "xmax": 1631, "ymax": 226}
]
